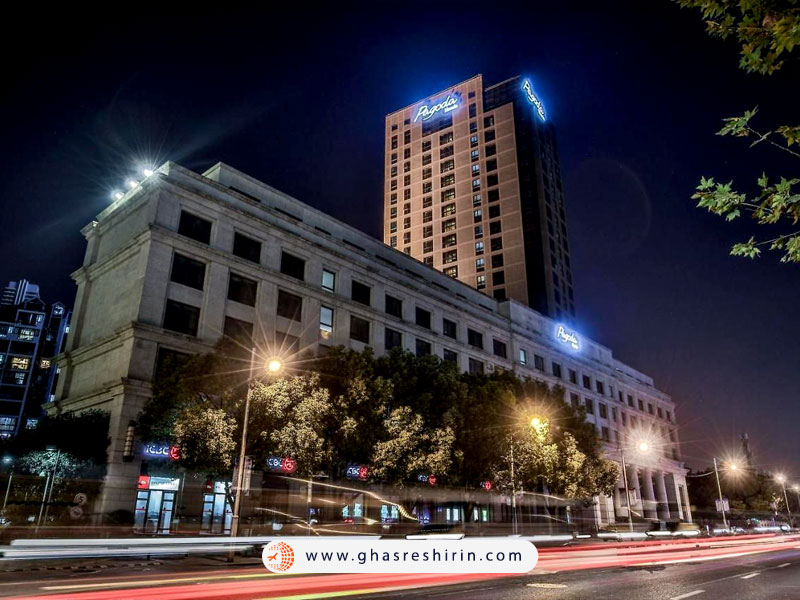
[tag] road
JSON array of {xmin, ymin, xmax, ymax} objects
[{"xmin": 1, "ymin": 535, "xmax": 799, "ymax": 599}]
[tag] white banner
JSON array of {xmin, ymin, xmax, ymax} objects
[{"xmin": 262, "ymin": 538, "xmax": 538, "ymax": 574}]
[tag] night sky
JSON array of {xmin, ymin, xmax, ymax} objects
[{"xmin": 2, "ymin": 3, "xmax": 797, "ymax": 473}]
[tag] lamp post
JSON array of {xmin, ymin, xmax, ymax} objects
[
  {"xmin": 617, "ymin": 439, "xmax": 651, "ymax": 532},
  {"xmin": 1, "ymin": 456, "xmax": 13, "ymax": 517},
  {"xmin": 230, "ymin": 352, "xmax": 283, "ymax": 544},
  {"xmin": 776, "ymin": 474, "xmax": 791, "ymax": 525},
  {"xmin": 508, "ymin": 415, "xmax": 547, "ymax": 536}
]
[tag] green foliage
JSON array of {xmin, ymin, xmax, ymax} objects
[
  {"xmin": 677, "ymin": 1, "xmax": 800, "ymax": 263},
  {"xmin": 139, "ymin": 346, "xmax": 614, "ymax": 499},
  {"xmin": 676, "ymin": 0, "xmax": 800, "ymax": 75}
]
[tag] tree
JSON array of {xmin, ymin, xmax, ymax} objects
[{"xmin": 676, "ymin": 0, "xmax": 800, "ymax": 262}]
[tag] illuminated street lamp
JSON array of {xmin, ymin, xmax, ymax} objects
[
  {"xmin": 510, "ymin": 415, "xmax": 547, "ymax": 535},
  {"xmin": 1, "ymin": 455, "xmax": 13, "ymax": 517},
  {"xmin": 618, "ymin": 437, "xmax": 652, "ymax": 532},
  {"xmin": 776, "ymin": 474, "xmax": 792, "ymax": 524},
  {"xmin": 230, "ymin": 353, "xmax": 283, "ymax": 545}
]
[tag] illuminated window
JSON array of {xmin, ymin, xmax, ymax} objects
[
  {"xmin": 17, "ymin": 328, "xmax": 35, "ymax": 341},
  {"xmin": 519, "ymin": 349, "xmax": 528, "ymax": 365},
  {"xmin": 474, "ymin": 225, "xmax": 483, "ymax": 239},
  {"xmin": 13, "ymin": 372, "xmax": 25, "ymax": 385},
  {"xmin": 472, "ymin": 178, "xmax": 481, "ymax": 190},
  {"xmin": 472, "ymin": 193, "xmax": 482, "ymax": 207},
  {"xmin": 390, "ymin": 207, "xmax": 397, "ymax": 219},
  {"xmin": 476, "ymin": 257, "xmax": 485, "ymax": 272},
  {"xmin": 440, "ymin": 160, "xmax": 454, "ymax": 173},
  {"xmin": 442, "ymin": 250, "xmax": 457, "ymax": 264},
  {"xmin": 473, "ymin": 209, "xmax": 482, "ymax": 223},
  {"xmin": 472, "ymin": 164, "xmax": 480, "ymax": 175},
  {"xmin": 40, "ymin": 359, "xmax": 51, "ymax": 369},
  {"xmin": 390, "ymin": 221, "xmax": 397, "ymax": 233},
  {"xmin": 319, "ymin": 306, "xmax": 334, "ymax": 337},
  {"xmin": 10, "ymin": 357, "xmax": 30, "ymax": 370},
  {"xmin": 403, "ymin": 203, "xmax": 411, "ymax": 215},
  {"xmin": 442, "ymin": 234, "xmax": 457, "ymax": 247},
  {"xmin": 322, "ymin": 269, "xmax": 336, "ymax": 292},
  {"xmin": 441, "ymin": 174, "xmax": 455, "ymax": 187},
  {"xmin": 442, "ymin": 203, "xmax": 456, "ymax": 217},
  {"xmin": 423, "ymin": 240, "xmax": 433, "ymax": 253},
  {"xmin": 477, "ymin": 274, "xmax": 486, "ymax": 289},
  {"xmin": 390, "ymin": 236, "xmax": 397, "ymax": 248},
  {"xmin": 475, "ymin": 241, "xmax": 484, "ymax": 255},
  {"xmin": 441, "ymin": 189, "xmax": 456, "ymax": 202},
  {"xmin": 443, "ymin": 266, "xmax": 458, "ymax": 278},
  {"xmin": 470, "ymin": 135, "xmax": 479, "ymax": 147},
  {"xmin": 422, "ymin": 140, "xmax": 431, "ymax": 152},
  {"xmin": 471, "ymin": 149, "xmax": 480, "ymax": 162},
  {"xmin": 440, "ymin": 145, "xmax": 454, "ymax": 159}
]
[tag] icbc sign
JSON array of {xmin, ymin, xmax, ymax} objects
[
  {"xmin": 417, "ymin": 473, "xmax": 437, "ymax": 486},
  {"xmin": 267, "ymin": 456, "xmax": 297, "ymax": 474},
  {"xmin": 346, "ymin": 464, "xmax": 369, "ymax": 481},
  {"xmin": 481, "ymin": 480, "xmax": 493, "ymax": 491}
]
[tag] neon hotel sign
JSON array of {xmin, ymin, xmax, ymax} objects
[
  {"xmin": 555, "ymin": 325, "xmax": 580, "ymax": 350},
  {"xmin": 522, "ymin": 79, "xmax": 546, "ymax": 122},
  {"xmin": 413, "ymin": 92, "xmax": 461, "ymax": 122}
]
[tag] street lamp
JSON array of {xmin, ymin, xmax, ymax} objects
[
  {"xmin": 230, "ymin": 352, "xmax": 283, "ymax": 544},
  {"xmin": 510, "ymin": 415, "xmax": 547, "ymax": 535},
  {"xmin": 618, "ymin": 437, "xmax": 652, "ymax": 532},
  {"xmin": 776, "ymin": 474, "xmax": 792, "ymax": 525},
  {"xmin": 1, "ymin": 456, "xmax": 13, "ymax": 518},
  {"xmin": 712, "ymin": 458, "xmax": 731, "ymax": 530}
]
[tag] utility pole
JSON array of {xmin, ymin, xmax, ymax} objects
[
  {"xmin": 713, "ymin": 457, "xmax": 728, "ymax": 530},
  {"xmin": 620, "ymin": 449, "xmax": 634, "ymax": 532}
]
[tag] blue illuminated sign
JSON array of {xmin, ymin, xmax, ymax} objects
[
  {"xmin": 555, "ymin": 325, "xmax": 580, "ymax": 350},
  {"xmin": 413, "ymin": 92, "xmax": 461, "ymax": 123},
  {"xmin": 522, "ymin": 79, "xmax": 546, "ymax": 121}
]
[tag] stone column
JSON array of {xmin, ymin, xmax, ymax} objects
[
  {"xmin": 655, "ymin": 471, "xmax": 671, "ymax": 520},
  {"xmin": 665, "ymin": 473, "xmax": 683, "ymax": 520},
  {"xmin": 642, "ymin": 468, "xmax": 658, "ymax": 519},
  {"xmin": 628, "ymin": 464, "xmax": 643, "ymax": 520},
  {"xmin": 680, "ymin": 483, "xmax": 692, "ymax": 523}
]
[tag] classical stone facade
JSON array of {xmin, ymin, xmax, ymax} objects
[{"xmin": 52, "ymin": 161, "xmax": 690, "ymax": 526}]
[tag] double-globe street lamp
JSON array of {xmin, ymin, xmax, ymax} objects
[{"xmin": 229, "ymin": 351, "xmax": 284, "ymax": 542}]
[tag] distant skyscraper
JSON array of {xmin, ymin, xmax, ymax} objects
[
  {"xmin": 384, "ymin": 74, "xmax": 575, "ymax": 321},
  {"xmin": 0, "ymin": 280, "xmax": 70, "ymax": 436}
]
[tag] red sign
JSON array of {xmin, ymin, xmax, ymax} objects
[
  {"xmin": 137, "ymin": 475, "xmax": 150, "ymax": 490},
  {"xmin": 428, "ymin": 475, "xmax": 437, "ymax": 487},
  {"xmin": 481, "ymin": 480, "xmax": 493, "ymax": 491},
  {"xmin": 169, "ymin": 445, "xmax": 181, "ymax": 460}
]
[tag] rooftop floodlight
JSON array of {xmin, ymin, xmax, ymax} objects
[
  {"xmin": 112, "ymin": 191, "xmax": 123, "ymax": 201},
  {"xmin": 127, "ymin": 180, "xmax": 138, "ymax": 189},
  {"xmin": 143, "ymin": 168, "xmax": 154, "ymax": 177}
]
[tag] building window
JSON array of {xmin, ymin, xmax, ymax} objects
[
  {"xmin": 599, "ymin": 403, "xmax": 608, "ymax": 419},
  {"xmin": 486, "ymin": 159, "xmax": 498, "ymax": 172},
  {"xmin": 483, "ymin": 115, "xmax": 495, "ymax": 127},
  {"xmin": 493, "ymin": 288, "xmax": 506, "ymax": 301},
  {"xmin": 638, "ymin": 399, "xmax": 644, "ymax": 411},
  {"xmin": 492, "ymin": 271, "xmax": 505, "ymax": 286},
  {"xmin": 612, "ymin": 407, "xmax": 618, "ymax": 422},
  {"xmin": 423, "ymin": 196, "xmax": 432, "ymax": 208},
  {"xmin": 439, "ymin": 131, "xmax": 453, "ymax": 144},
  {"xmin": 422, "ymin": 140, "xmax": 431, "ymax": 152},
  {"xmin": 390, "ymin": 207, "xmax": 397, "ymax": 219},
  {"xmin": 442, "ymin": 318, "xmax": 457, "ymax": 339},
  {"xmin": 584, "ymin": 398, "xmax": 594, "ymax": 414},
  {"xmin": 423, "ymin": 167, "xmax": 432, "ymax": 180},
  {"xmin": 391, "ymin": 136, "xmax": 397, "ymax": 149},
  {"xmin": 228, "ymin": 273, "xmax": 258, "ymax": 307},
  {"xmin": 170, "ymin": 253, "xmax": 206, "ymax": 290},
  {"xmin": 440, "ymin": 145, "xmax": 454, "ymax": 159},
  {"xmin": 484, "ymin": 129, "xmax": 496, "ymax": 142},
  {"xmin": 472, "ymin": 164, "xmax": 480, "ymax": 176},
  {"xmin": 276, "ymin": 331, "xmax": 299, "ymax": 353},
  {"xmin": 485, "ymin": 144, "xmax": 496, "ymax": 157},
  {"xmin": 492, "ymin": 339, "xmax": 507, "ymax": 358},
  {"xmin": 349, "ymin": 315, "xmax": 370, "ymax": 343},
  {"xmin": 10, "ymin": 356, "xmax": 30, "ymax": 370},
  {"xmin": 441, "ymin": 203, "xmax": 456, "ymax": 217},
  {"xmin": 222, "ymin": 316, "xmax": 252, "ymax": 345},
  {"xmin": 441, "ymin": 174, "xmax": 456, "ymax": 188},
  {"xmin": 415, "ymin": 338, "xmax": 432, "ymax": 357},
  {"xmin": 440, "ymin": 159, "xmax": 455, "ymax": 173},
  {"xmin": 469, "ymin": 120, "xmax": 477, "ymax": 132},
  {"xmin": 569, "ymin": 369, "xmax": 577, "ymax": 384},
  {"xmin": 276, "ymin": 289, "xmax": 302, "ymax": 321},
  {"xmin": 441, "ymin": 188, "xmax": 456, "ymax": 202},
  {"xmin": 621, "ymin": 412, "xmax": 628, "ymax": 426},
  {"xmin": 442, "ymin": 219, "xmax": 457, "ymax": 233},
  {"xmin": 352, "ymin": 281, "xmax": 371, "ymax": 306},
  {"xmin": 596, "ymin": 381, "xmax": 605, "ymax": 395},
  {"xmin": 403, "ymin": 217, "xmax": 411, "ymax": 229},
  {"xmin": 601, "ymin": 427, "xmax": 610, "ymax": 442},
  {"xmin": 475, "ymin": 241, "xmax": 484, "ymax": 254},
  {"xmin": 657, "ymin": 406, "xmax": 665, "ymax": 420},
  {"xmin": 443, "ymin": 348, "xmax": 458, "ymax": 363},
  {"xmin": 552, "ymin": 362, "xmax": 562, "ymax": 378},
  {"xmin": 472, "ymin": 193, "xmax": 482, "ymax": 207},
  {"xmin": 442, "ymin": 234, "xmax": 457, "ymax": 248},
  {"xmin": 534, "ymin": 354, "xmax": 545, "ymax": 371},
  {"xmin": 163, "ymin": 300, "xmax": 200, "ymax": 336},
  {"xmin": 379, "ymin": 295, "xmax": 401, "ymax": 320},
  {"xmin": 443, "ymin": 266, "xmax": 458, "ymax": 278},
  {"xmin": 443, "ymin": 250, "xmax": 457, "ymax": 264},
  {"xmin": 583, "ymin": 375, "xmax": 591, "ymax": 389},
  {"xmin": 390, "ymin": 152, "xmax": 397, "ymax": 164},
  {"xmin": 648, "ymin": 403, "xmax": 654, "ymax": 415},
  {"xmin": 476, "ymin": 257, "xmax": 485, "ymax": 271},
  {"xmin": 491, "ymin": 254, "xmax": 504, "ymax": 268},
  {"xmin": 422, "ymin": 154, "xmax": 432, "ymax": 165},
  {"xmin": 470, "ymin": 135, "xmax": 479, "ymax": 147},
  {"xmin": 490, "ymin": 236, "xmax": 502, "ymax": 251},
  {"xmin": 477, "ymin": 274, "xmax": 486, "ymax": 289},
  {"xmin": 390, "ymin": 166, "xmax": 397, "ymax": 177},
  {"xmin": 178, "ymin": 211, "xmax": 212, "ymax": 245},
  {"xmin": 472, "ymin": 178, "xmax": 481, "ymax": 190},
  {"xmin": 233, "ymin": 232, "xmax": 261, "ymax": 263},
  {"xmin": 488, "ymin": 204, "xmax": 500, "ymax": 219},
  {"xmin": 471, "ymin": 149, "xmax": 480, "ymax": 161},
  {"xmin": 385, "ymin": 327, "xmax": 402, "ymax": 351},
  {"xmin": 489, "ymin": 220, "xmax": 502, "ymax": 235},
  {"xmin": 474, "ymin": 225, "xmax": 484, "ymax": 239},
  {"xmin": 570, "ymin": 392, "xmax": 580, "ymax": 408},
  {"xmin": 519, "ymin": 348, "xmax": 528, "ymax": 365},
  {"xmin": 423, "ymin": 256, "xmax": 433, "ymax": 266},
  {"xmin": 469, "ymin": 103, "xmax": 477, "ymax": 118},
  {"xmin": 468, "ymin": 357, "xmax": 483, "ymax": 374},
  {"xmin": 473, "ymin": 209, "xmax": 483, "ymax": 223},
  {"xmin": 280, "ymin": 252, "xmax": 305, "ymax": 281},
  {"xmin": 423, "ymin": 182, "xmax": 433, "ymax": 193},
  {"xmin": 628, "ymin": 394, "xmax": 634, "ymax": 407},
  {"xmin": 391, "ymin": 179, "xmax": 397, "ymax": 191},
  {"xmin": 423, "ymin": 210, "xmax": 432, "ymax": 223},
  {"xmin": 390, "ymin": 236, "xmax": 397, "ymax": 248},
  {"xmin": 404, "ymin": 161, "xmax": 411, "ymax": 173},
  {"xmin": 319, "ymin": 306, "xmax": 334, "ymax": 337},
  {"xmin": 423, "ymin": 225, "xmax": 433, "ymax": 238},
  {"xmin": 390, "ymin": 193, "xmax": 397, "ymax": 205},
  {"xmin": 415, "ymin": 307, "xmax": 431, "ymax": 329},
  {"xmin": 423, "ymin": 240, "xmax": 433, "ymax": 253},
  {"xmin": 403, "ymin": 174, "xmax": 411, "ymax": 186},
  {"xmin": 467, "ymin": 328, "xmax": 483, "ymax": 349},
  {"xmin": 404, "ymin": 130, "xmax": 411, "ymax": 144},
  {"xmin": 322, "ymin": 269, "xmax": 336, "ymax": 292}
]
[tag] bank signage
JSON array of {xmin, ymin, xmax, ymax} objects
[
  {"xmin": 143, "ymin": 442, "xmax": 180, "ymax": 460},
  {"xmin": 267, "ymin": 456, "xmax": 297, "ymax": 474},
  {"xmin": 522, "ymin": 79, "xmax": 546, "ymax": 122},
  {"xmin": 413, "ymin": 92, "xmax": 461, "ymax": 123},
  {"xmin": 555, "ymin": 324, "xmax": 580, "ymax": 350},
  {"xmin": 417, "ymin": 473, "xmax": 437, "ymax": 486},
  {"xmin": 346, "ymin": 463, "xmax": 369, "ymax": 481}
]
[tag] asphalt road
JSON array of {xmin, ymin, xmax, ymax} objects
[{"xmin": 361, "ymin": 547, "xmax": 800, "ymax": 600}]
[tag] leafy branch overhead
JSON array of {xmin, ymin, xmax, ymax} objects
[{"xmin": 677, "ymin": 1, "xmax": 800, "ymax": 263}]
